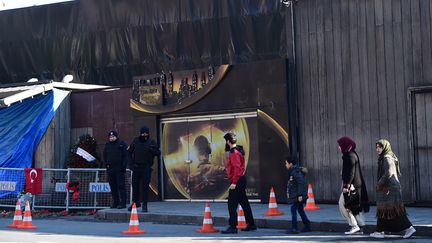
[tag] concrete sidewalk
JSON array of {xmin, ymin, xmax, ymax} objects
[{"xmin": 96, "ymin": 202, "xmax": 432, "ymax": 237}]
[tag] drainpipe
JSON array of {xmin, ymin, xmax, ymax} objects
[{"xmin": 284, "ymin": 1, "xmax": 299, "ymax": 159}]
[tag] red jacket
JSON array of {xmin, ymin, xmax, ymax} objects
[{"xmin": 226, "ymin": 147, "xmax": 245, "ymax": 184}]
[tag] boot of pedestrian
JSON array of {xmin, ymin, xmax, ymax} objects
[
  {"xmin": 221, "ymin": 226, "xmax": 238, "ymax": 234},
  {"xmin": 117, "ymin": 203, "xmax": 126, "ymax": 209},
  {"xmin": 110, "ymin": 202, "xmax": 119, "ymax": 209},
  {"xmin": 142, "ymin": 204, "xmax": 148, "ymax": 212}
]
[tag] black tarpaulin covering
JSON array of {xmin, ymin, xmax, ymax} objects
[{"xmin": 0, "ymin": 0, "xmax": 287, "ymax": 85}]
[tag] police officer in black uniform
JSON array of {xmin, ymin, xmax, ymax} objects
[
  {"xmin": 128, "ymin": 125, "xmax": 160, "ymax": 212},
  {"xmin": 103, "ymin": 130, "xmax": 128, "ymax": 209}
]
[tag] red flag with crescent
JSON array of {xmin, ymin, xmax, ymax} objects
[{"xmin": 25, "ymin": 168, "xmax": 43, "ymax": 195}]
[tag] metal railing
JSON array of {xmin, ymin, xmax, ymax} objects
[{"xmin": 0, "ymin": 168, "xmax": 132, "ymax": 211}]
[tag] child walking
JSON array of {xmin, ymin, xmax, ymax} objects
[{"xmin": 285, "ymin": 156, "xmax": 311, "ymax": 234}]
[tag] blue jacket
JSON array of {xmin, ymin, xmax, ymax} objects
[{"xmin": 286, "ymin": 165, "xmax": 307, "ymax": 204}]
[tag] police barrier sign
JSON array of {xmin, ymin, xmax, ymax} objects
[
  {"xmin": 55, "ymin": 183, "xmax": 67, "ymax": 192},
  {"xmin": 55, "ymin": 183, "xmax": 111, "ymax": 192},
  {"xmin": 0, "ymin": 181, "xmax": 16, "ymax": 191},
  {"xmin": 89, "ymin": 183, "xmax": 111, "ymax": 192}
]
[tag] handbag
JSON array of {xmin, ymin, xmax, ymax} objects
[{"xmin": 343, "ymin": 185, "xmax": 360, "ymax": 209}]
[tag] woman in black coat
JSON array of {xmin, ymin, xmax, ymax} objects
[{"xmin": 337, "ymin": 137, "xmax": 370, "ymax": 235}]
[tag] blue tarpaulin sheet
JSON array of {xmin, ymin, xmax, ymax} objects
[{"xmin": 0, "ymin": 88, "xmax": 69, "ymax": 198}]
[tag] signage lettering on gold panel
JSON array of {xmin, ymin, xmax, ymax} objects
[{"xmin": 130, "ymin": 65, "xmax": 230, "ymax": 114}]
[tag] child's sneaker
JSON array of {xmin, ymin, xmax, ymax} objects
[
  {"xmin": 301, "ymin": 225, "xmax": 311, "ymax": 232},
  {"xmin": 285, "ymin": 228, "xmax": 300, "ymax": 234}
]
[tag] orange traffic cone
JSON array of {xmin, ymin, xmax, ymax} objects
[
  {"xmin": 17, "ymin": 201, "xmax": 37, "ymax": 229},
  {"xmin": 196, "ymin": 202, "xmax": 219, "ymax": 233},
  {"xmin": 304, "ymin": 184, "xmax": 320, "ymax": 210},
  {"xmin": 236, "ymin": 205, "xmax": 247, "ymax": 229},
  {"xmin": 7, "ymin": 200, "xmax": 22, "ymax": 228},
  {"xmin": 263, "ymin": 187, "xmax": 284, "ymax": 216},
  {"xmin": 122, "ymin": 203, "xmax": 146, "ymax": 234}
]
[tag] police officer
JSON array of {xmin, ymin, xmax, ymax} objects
[
  {"xmin": 128, "ymin": 125, "xmax": 160, "ymax": 212},
  {"xmin": 103, "ymin": 130, "xmax": 128, "ymax": 209}
]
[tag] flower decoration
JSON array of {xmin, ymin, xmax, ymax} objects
[
  {"xmin": 66, "ymin": 182, "xmax": 80, "ymax": 202},
  {"xmin": 66, "ymin": 134, "xmax": 100, "ymax": 168}
]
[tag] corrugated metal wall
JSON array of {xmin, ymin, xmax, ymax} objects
[
  {"xmin": 70, "ymin": 88, "xmax": 135, "ymax": 151},
  {"xmin": 294, "ymin": 0, "xmax": 432, "ymax": 202}
]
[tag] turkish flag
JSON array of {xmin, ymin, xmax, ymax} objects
[{"xmin": 25, "ymin": 168, "xmax": 43, "ymax": 195}]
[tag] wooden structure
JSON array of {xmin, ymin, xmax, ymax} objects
[
  {"xmin": 34, "ymin": 94, "xmax": 71, "ymax": 169},
  {"xmin": 293, "ymin": 0, "xmax": 432, "ymax": 202}
]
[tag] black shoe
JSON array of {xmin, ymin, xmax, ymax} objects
[
  {"xmin": 221, "ymin": 227, "xmax": 238, "ymax": 234},
  {"xmin": 241, "ymin": 225, "xmax": 257, "ymax": 231},
  {"xmin": 286, "ymin": 228, "xmax": 300, "ymax": 234},
  {"xmin": 301, "ymin": 226, "xmax": 311, "ymax": 232},
  {"xmin": 110, "ymin": 203, "xmax": 119, "ymax": 209},
  {"xmin": 142, "ymin": 205, "xmax": 148, "ymax": 212},
  {"xmin": 117, "ymin": 204, "xmax": 126, "ymax": 209}
]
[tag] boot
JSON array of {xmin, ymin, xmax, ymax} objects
[
  {"xmin": 142, "ymin": 204, "xmax": 148, "ymax": 212},
  {"xmin": 221, "ymin": 226, "xmax": 238, "ymax": 234}
]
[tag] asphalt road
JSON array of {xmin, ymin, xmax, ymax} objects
[{"xmin": 0, "ymin": 216, "xmax": 431, "ymax": 243}]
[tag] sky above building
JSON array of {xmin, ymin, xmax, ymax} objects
[{"xmin": 0, "ymin": 0, "xmax": 73, "ymax": 11}]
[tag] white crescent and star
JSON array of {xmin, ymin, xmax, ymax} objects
[{"xmin": 29, "ymin": 169, "xmax": 38, "ymax": 183}]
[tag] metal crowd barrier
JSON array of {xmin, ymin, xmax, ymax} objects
[{"xmin": 0, "ymin": 168, "xmax": 132, "ymax": 211}]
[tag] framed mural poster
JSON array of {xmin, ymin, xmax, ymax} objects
[{"xmin": 160, "ymin": 112, "xmax": 260, "ymax": 201}]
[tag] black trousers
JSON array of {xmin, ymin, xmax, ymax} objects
[
  {"xmin": 131, "ymin": 168, "xmax": 152, "ymax": 207},
  {"xmin": 107, "ymin": 169, "xmax": 126, "ymax": 205},
  {"xmin": 228, "ymin": 176, "xmax": 255, "ymax": 228}
]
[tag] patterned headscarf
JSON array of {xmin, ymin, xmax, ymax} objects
[{"xmin": 376, "ymin": 139, "xmax": 401, "ymax": 176}]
